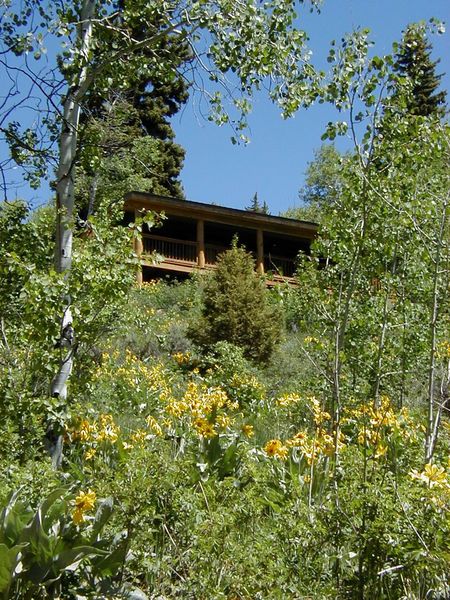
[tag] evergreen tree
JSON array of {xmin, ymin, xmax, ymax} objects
[
  {"xmin": 119, "ymin": 0, "xmax": 189, "ymax": 198},
  {"xmin": 374, "ymin": 25, "xmax": 446, "ymax": 190},
  {"xmin": 76, "ymin": 100, "xmax": 177, "ymax": 218},
  {"xmin": 245, "ymin": 193, "xmax": 269, "ymax": 214},
  {"xmin": 190, "ymin": 242, "xmax": 282, "ymax": 363},
  {"xmin": 79, "ymin": 1, "xmax": 190, "ymax": 208},
  {"xmin": 392, "ymin": 23, "xmax": 447, "ymax": 118}
]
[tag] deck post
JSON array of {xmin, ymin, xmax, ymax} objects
[
  {"xmin": 197, "ymin": 219, "xmax": 205, "ymax": 268},
  {"xmin": 134, "ymin": 209, "xmax": 143, "ymax": 285},
  {"xmin": 256, "ymin": 228, "xmax": 264, "ymax": 274}
]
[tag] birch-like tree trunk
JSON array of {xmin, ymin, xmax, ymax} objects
[
  {"xmin": 49, "ymin": 0, "xmax": 97, "ymax": 464},
  {"xmin": 425, "ymin": 193, "xmax": 449, "ymax": 462}
]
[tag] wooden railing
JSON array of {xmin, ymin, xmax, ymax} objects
[
  {"xmin": 142, "ymin": 234, "xmax": 296, "ymax": 277},
  {"xmin": 142, "ymin": 234, "xmax": 197, "ymax": 263},
  {"xmin": 264, "ymin": 255, "xmax": 296, "ymax": 277},
  {"xmin": 142, "ymin": 234, "xmax": 227, "ymax": 266}
]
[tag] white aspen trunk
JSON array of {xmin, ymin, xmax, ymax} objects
[
  {"xmin": 372, "ymin": 288, "xmax": 390, "ymax": 407},
  {"xmin": 49, "ymin": 1, "xmax": 97, "ymax": 464},
  {"xmin": 51, "ymin": 93, "xmax": 79, "ymax": 399},
  {"xmin": 425, "ymin": 196, "xmax": 449, "ymax": 462}
]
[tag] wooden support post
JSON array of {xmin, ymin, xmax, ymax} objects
[
  {"xmin": 197, "ymin": 219, "xmax": 205, "ymax": 268},
  {"xmin": 256, "ymin": 228, "xmax": 264, "ymax": 275},
  {"xmin": 134, "ymin": 209, "xmax": 143, "ymax": 285}
]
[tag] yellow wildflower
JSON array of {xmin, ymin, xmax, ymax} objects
[
  {"xmin": 375, "ymin": 443, "xmax": 388, "ymax": 459},
  {"xmin": 70, "ymin": 418, "xmax": 97, "ymax": 443},
  {"xmin": 193, "ymin": 418, "xmax": 217, "ymax": 439},
  {"xmin": 165, "ymin": 399, "xmax": 188, "ymax": 417},
  {"xmin": 310, "ymin": 396, "xmax": 331, "ymax": 425},
  {"xmin": 318, "ymin": 432, "xmax": 335, "ymax": 456},
  {"xmin": 97, "ymin": 414, "xmax": 120, "ymax": 443},
  {"xmin": 72, "ymin": 489, "xmax": 96, "ymax": 525},
  {"xmin": 264, "ymin": 439, "xmax": 289, "ymax": 460},
  {"xmin": 276, "ymin": 394, "xmax": 301, "ymax": 408},
  {"xmin": 410, "ymin": 463, "xmax": 448, "ymax": 488},
  {"xmin": 286, "ymin": 431, "xmax": 307, "ymax": 447},
  {"xmin": 77, "ymin": 419, "xmax": 93, "ymax": 442},
  {"xmin": 242, "ymin": 424, "xmax": 254, "ymax": 438},
  {"xmin": 146, "ymin": 415, "xmax": 163, "ymax": 436},
  {"xmin": 216, "ymin": 413, "xmax": 232, "ymax": 429},
  {"xmin": 84, "ymin": 448, "xmax": 97, "ymax": 461},
  {"xmin": 131, "ymin": 429, "xmax": 148, "ymax": 446},
  {"xmin": 172, "ymin": 351, "xmax": 190, "ymax": 365},
  {"xmin": 75, "ymin": 489, "xmax": 96, "ymax": 511}
]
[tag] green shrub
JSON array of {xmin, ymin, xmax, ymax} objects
[{"xmin": 189, "ymin": 242, "xmax": 283, "ymax": 364}]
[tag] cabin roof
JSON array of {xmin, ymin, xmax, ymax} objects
[{"xmin": 124, "ymin": 192, "xmax": 318, "ymax": 239}]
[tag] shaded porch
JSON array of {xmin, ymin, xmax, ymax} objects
[{"xmin": 124, "ymin": 193, "xmax": 318, "ymax": 284}]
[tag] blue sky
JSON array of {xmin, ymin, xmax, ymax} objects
[
  {"xmin": 1, "ymin": 1, "xmax": 448, "ymax": 210},
  {"xmin": 173, "ymin": 0, "xmax": 449, "ymax": 215}
]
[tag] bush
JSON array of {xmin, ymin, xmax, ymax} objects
[{"xmin": 189, "ymin": 242, "xmax": 282, "ymax": 363}]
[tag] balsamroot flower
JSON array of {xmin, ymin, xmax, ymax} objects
[
  {"xmin": 264, "ymin": 439, "xmax": 288, "ymax": 460},
  {"xmin": 410, "ymin": 463, "xmax": 448, "ymax": 488},
  {"xmin": 72, "ymin": 489, "xmax": 96, "ymax": 525},
  {"xmin": 242, "ymin": 424, "xmax": 254, "ymax": 438}
]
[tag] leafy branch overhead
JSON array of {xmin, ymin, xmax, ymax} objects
[{"xmin": 0, "ymin": 0, "xmax": 323, "ymax": 192}]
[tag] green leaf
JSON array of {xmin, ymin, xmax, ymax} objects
[
  {"xmin": 90, "ymin": 497, "xmax": 114, "ymax": 543},
  {"xmin": 217, "ymin": 441, "xmax": 240, "ymax": 479},
  {"xmin": 55, "ymin": 545, "xmax": 108, "ymax": 572},
  {"xmin": 0, "ymin": 492, "xmax": 33, "ymax": 547},
  {"xmin": 39, "ymin": 488, "xmax": 70, "ymax": 530},
  {"xmin": 0, "ymin": 544, "xmax": 14, "ymax": 593},
  {"xmin": 0, "ymin": 543, "xmax": 28, "ymax": 593},
  {"xmin": 92, "ymin": 538, "xmax": 128, "ymax": 577}
]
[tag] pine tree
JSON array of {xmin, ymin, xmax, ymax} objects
[
  {"xmin": 245, "ymin": 193, "xmax": 269, "ymax": 214},
  {"xmin": 190, "ymin": 242, "xmax": 282, "ymax": 363},
  {"xmin": 76, "ymin": 100, "xmax": 178, "ymax": 218},
  {"xmin": 122, "ymin": 1, "xmax": 190, "ymax": 198},
  {"xmin": 79, "ymin": 2, "xmax": 190, "ymax": 209},
  {"xmin": 393, "ymin": 23, "xmax": 447, "ymax": 118}
]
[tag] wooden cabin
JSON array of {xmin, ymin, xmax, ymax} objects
[{"xmin": 124, "ymin": 192, "xmax": 318, "ymax": 284}]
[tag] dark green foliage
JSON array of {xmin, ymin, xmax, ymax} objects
[
  {"xmin": 190, "ymin": 243, "xmax": 282, "ymax": 363},
  {"xmin": 76, "ymin": 101, "xmax": 178, "ymax": 217},
  {"xmin": 393, "ymin": 23, "xmax": 447, "ymax": 118},
  {"xmin": 77, "ymin": 2, "xmax": 190, "ymax": 215},
  {"xmin": 115, "ymin": 0, "xmax": 190, "ymax": 198},
  {"xmin": 245, "ymin": 192, "xmax": 269, "ymax": 214}
]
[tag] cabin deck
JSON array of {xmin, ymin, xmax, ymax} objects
[{"xmin": 124, "ymin": 193, "xmax": 318, "ymax": 284}]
